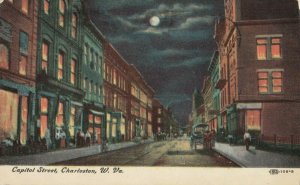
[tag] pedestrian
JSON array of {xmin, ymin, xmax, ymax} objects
[{"xmin": 244, "ymin": 131, "xmax": 251, "ymax": 150}]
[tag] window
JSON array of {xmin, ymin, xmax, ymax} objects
[
  {"xmin": 69, "ymin": 106, "xmax": 76, "ymax": 137},
  {"xmin": 71, "ymin": 13, "xmax": 77, "ymax": 38},
  {"xmin": 258, "ymin": 70, "xmax": 283, "ymax": 94},
  {"xmin": 20, "ymin": 97, "xmax": 28, "ymax": 145},
  {"xmin": 58, "ymin": 0, "xmax": 66, "ymax": 27},
  {"xmin": 44, "ymin": 0, "xmax": 50, "ymax": 14},
  {"xmin": 40, "ymin": 97, "xmax": 48, "ymax": 138},
  {"xmin": 20, "ymin": 32, "xmax": 28, "ymax": 55},
  {"xmin": 42, "ymin": 41, "xmax": 49, "ymax": 72},
  {"xmin": 0, "ymin": 44, "xmax": 9, "ymax": 69},
  {"xmin": 245, "ymin": 110, "xmax": 261, "ymax": 130},
  {"xmin": 256, "ymin": 36, "xmax": 282, "ymax": 60},
  {"xmin": 70, "ymin": 59, "xmax": 76, "ymax": 85},
  {"xmin": 157, "ymin": 118, "xmax": 161, "ymax": 123},
  {"xmin": 21, "ymin": 0, "xmax": 29, "ymax": 15},
  {"xmin": 56, "ymin": 102, "xmax": 64, "ymax": 127},
  {"xmin": 84, "ymin": 44, "xmax": 88, "ymax": 64},
  {"xmin": 57, "ymin": 51, "xmax": 64, "ymax": 80},
  {"xmin": 19, "ymin": 55, "xmax": 27, "ymax": 75}
]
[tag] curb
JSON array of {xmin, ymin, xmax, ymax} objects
[{"xmin": 212, "ymin": 147, "xmax": 246, "ymax": 167}]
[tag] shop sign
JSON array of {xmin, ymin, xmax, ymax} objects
[
  {"xmin": 0, "ymin": 18, "xmax": 12, "ymax": 42},
  {"xmin": 237, "ymin": 103, "xmax": 262, "ymax": 109}
]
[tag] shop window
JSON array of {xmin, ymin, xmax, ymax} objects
[
  {"xmin": 0, "ymin": 90, "xmax": 19, "ymax": 142},
  {"xmin": 88, "ymin": 114, "xmax": 93, "ymax": 124},
  {"xmin": 42, "ymin": 41, "xmax": 49, "ymax": 73},
  {"xmin": 245, "ymin": 110, "xmax": 261, "ymax": 130},
  {"xmin": 69, "ymin": 107, "xmax": 75, "ymax": 137},
  {"xmin": 0, "ymin": 44, "xmax": 9, "ymax": 69},
  {"xmin": 57, "ymin": 51, "xmax": 64, "ymax": 80},
  {"xmin": 44, "ymin": 0, "xmax": 50, "ymax": 14},
  {"xmin": 70, "ymin": 59, "xmax": 76, "ymax": 85},
  {"xmin": 256, "ymin": 36, "xmax": 282, "ymax": 60},
  {"xmin": 20, "ymin": 97, "xmax": 28, "ymax": 145},
  {"xmin": 71, "ymin": 13, "xmax": 78, "ymax": 39},
  {"xmin": 95, "ymin": 116, "xmax": 101, "ymax": 124},
  {"xmin": 56, "ymin": 102, "xmax": 64, "ymax": 127},
  {"xmin": 258, "ymin": 70, "xmax": 283, "ymax": 94},
  {"xmin": 20, "ymin": 31, "xmax": 28, "ymax": 55},
  {"xmin": 58, "ymin": 0, "xmax": 66, "ymax": 27},
  {"xmin": 40, "ymin": 97, "xmax": 49, "ymax": 139},
  {"xmin": 112, "ymin": 119, "xmax": 117, "ymax": 137},
  {"xmin": 21, "ymin": 0, "xmax": 29, "ymax": 15}
]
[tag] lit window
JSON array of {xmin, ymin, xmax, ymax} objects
[
  {"xmin": 71, "ymin": 13, "xmax": 77, "ymax": 38},
  {"xmin": 58, "ymin": 51, "xmax": 64, "ymax": 80},
  {"xmin": 69, "ymin": 106, "xmax": 76, "ymax": 137},
  {"xmin": 245, "ymin": 110, "xmax": 261, "ymax": 130},
  {"xmin": 0, "ymin": 44, "xmax": 9, "ymax": 69},
  {"xmin": 256, "ymin": 36, "xmax": 282, "ymax": 60},
  {"xmin": 113, "ymin": 69, "xmax": 117, "ymax": 85},
  {"xmin": 256, "ymin": 39, "xmax": 267, "ymax": 60},
  {"xmin": 19, "ymin": 55, "xmax": 27, "ymax": 75},
  {"xmin": 44, "ymin": 0, "xmax": 50, "ymax": 14},
  {"xmin": 95, "ymin": 116, "xmax": 101, "ymax": 124},
  {"xmin": 21, "ymin": 0, "xmax": 29, "ymax": 15},
  {"xmin": 271, "ymin": 38, "xmax": 281, "ymax": 59},
  {"xmin": 42, "ymin": 41, "xmax": 49, "ymax": 73},
  {"xmin": 58, "ymin": 0, "xmax": 66, "ymax": 27},
  {"xmin": 40, "ymin": 97, "xmax": 48, "ymax": 139},
  {"xmin": 20, "ymin": 97, "xmax": 28, "ymax": 145},
  {"xmin": 89, "ymin": 114, "xmax": 93, "ymax": 124},
  {"xmin": 70, "ymin": 59, "xmax": 76, "ymax": 85},
  {"xmin": 56, "ymin": 102, "xmax": 64, "ymax": 127},
  {"xmin": 258, "ymin": 70, "xmax": 283, "ymax": 94}
]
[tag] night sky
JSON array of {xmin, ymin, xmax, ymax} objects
[{"xmin": 87, "ymin": 0, "xmax": 224, "ymax": 126}]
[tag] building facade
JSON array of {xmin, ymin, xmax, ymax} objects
[
  {"xmin": 0, "ymin": 0, "xmax": 38, "ymax": 146},
  {"xmin": 214, "ymin": 0, "xmax": 300, "ymax": 142},
  {"xmin": 36, "ymin": 0, "xmax": 84, "ymax": 148}
]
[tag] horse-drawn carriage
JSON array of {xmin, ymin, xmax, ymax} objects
[{"xmin": 190, "ymin": 123, "xmax": 209, "ymax": 150}]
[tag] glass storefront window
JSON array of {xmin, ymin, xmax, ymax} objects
[
  {"xmin": 95, "ymin": 116, "xmax": 101, "ymax": 124},
  {"xmin": 246, "ymin": 110, "xmax": 261, "ymax": 130},
  {"xmin": 0, "ymin": 90, "xmax": 19, "ymax": 142},
  {"xmin": 20, "ymin": 97, "xmax": 28, "ymax": 145},
  {"xmin": 69, "ymin": 107, "xmax": 75, "ymax": 137},
  {"xmin": 56, "ymin": 102, "xmax": 64, "ymax": 127}
]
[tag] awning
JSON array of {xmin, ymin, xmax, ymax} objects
[
  {"xmin": 237, "ymin": 103, "xmax": 262, "ymax": 110},
  {"xmin": 90, "ymin": 110, "xmax": 105, "ymax": 116}
]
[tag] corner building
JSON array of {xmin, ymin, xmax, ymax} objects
[{"xmin": 215, "ymin": 0, "xmax": 300, "ymax": 143}]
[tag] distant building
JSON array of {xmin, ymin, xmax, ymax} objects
[{"xmin": 214, "ymin": 0, "xmax": 300, "ymax": 142}]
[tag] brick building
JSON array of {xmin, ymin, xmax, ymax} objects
[
  {"xmin": 214, "ymin": 0, "xmax": 300, "ymax": 142},
  {"xmin": 0, "ymin": 0, "xmax": 38, "ymax": 145},
  {"xmin": 103, "ymin": 42, "xmax": 129, "ymax": 142}
]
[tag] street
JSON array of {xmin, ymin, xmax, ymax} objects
[{"xmin": 54, "ymin": 139, "xmax": 238, "ymax": 167}]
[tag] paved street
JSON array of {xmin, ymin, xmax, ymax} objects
[{"xmin": 54, "ymin": 139, "xmax": 238, "ymax": 167}]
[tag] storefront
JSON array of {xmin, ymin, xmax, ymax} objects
[
  {"xmin": 0, "ymin": 80, "xmax": 35, "ymax": 146},
  {"xmin": 87, "ymin": 110, "xmax": 104, "ymax": 144}
]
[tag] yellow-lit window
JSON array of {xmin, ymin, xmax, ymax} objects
[
  {"xmin": 42, "ymin": 41, "xmax": 49, "ymax": 73},
  {"xmin": 88, "ymin": 114, "xmax": 93, "ymax": 124},
  {"xmin": 0, "ymin": 44, "xmax": 9, "ymax": 69},
  {"xmin": 19, "ymin": 55, "xmax": 27, "ymax": 75},
  {"xmin": 246, "ymin": 110, "xmax": 261, "ymax": 130},
  {"xmin": 258, "ymin": 72, "xmax": 268, "ymax": 93},
  {"xmin": 71, "ymin": 13, "xmax": 77, "ymax": 38},
  {"xmin": 272, "ymin": 71, "xmax": 283, "ymax": 93},
  {"xmin": 44, "ymin": 0, "xmax": 50, "ymax": 14},
  {"xmin": 58, "ymin": 0, "xmax": 66, "ymax": 27},
  {"xmin": 58, "ymin": 51, "xmax": 64, "ymax": 80},
  {"xmin": 95, "ymin": 116, "xmax": 101, "ymax": 124},
  {"xmin": 56, "ymin": 102, "xmax": 64, "ymax": 127},
  {"xmin": 69, "ymin": 106, "xmax": 75, "ymax": 137},
  {"xmin": 20, "ymin": 97, "xmax": 28, "ymax": 145},
  {"xmin": 40, "ymin": 97, "xmax": 48, "ymax": 138},
  {"xmin": 70, "ymin": 59, "xmax": 76, "ymax": 85},
  {"xmin": 21, "ymin": 0, "xmax": 29, "ymax": 15},
  {"xmin": 271, "ymin": 38, "xmax": 281, "ymax": 59},
  {"xmin": 256, "ymin": 39, "xmax": 267, "ymax": 60}
]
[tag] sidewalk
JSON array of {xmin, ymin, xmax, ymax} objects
[
  {"xmin": 0, "ymin": 139, "xmax": 153, "ymax": 165},
  {"xmin": 213, "ymin": 142, "xmax": 300, "ymax": 167}
]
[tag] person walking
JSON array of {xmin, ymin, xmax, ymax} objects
[{"xmin": 244, "ymin": 131, "xmax": 251, "ymax": 150}]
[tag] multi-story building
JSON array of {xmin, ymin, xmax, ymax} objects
[
  {"xmin": 104, "ymin": 42, "xmax": 129, "ymax": 142},
  {"xmin": 36, "ymin": 0, "xmax": 84, "ymax": 148},
  {"xmin": 208, "ymin": 51, "xmax": 221, "ymax": 132},
  {"xmin": 0, "ymin": 0, "xmax": 38, "ymax": 145},
  {"xmin": 152, "ymin": 99, "xmax": 163, "ymax": 135},
  {"xmin": 202, "ymin": 76, "xmax": 213, "ymax": 129},
  {"xmin": 81, "ymin": 11, "xmax": 105, "ymax": 145},
  {"xmin": 214, "ymin": 0, "xmax": 300, "ymax": 142}
]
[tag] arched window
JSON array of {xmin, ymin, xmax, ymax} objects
[
  {"xmin": 71, "ymin": 13, "xmax": 78, "ymax": 38},
  {"xmin": 58, "ymin": 0, "xmax": 66, "ymax": 27},
  {"xmin": 0, "ymin": 44, "xmax": 9, "ymax": 69}
]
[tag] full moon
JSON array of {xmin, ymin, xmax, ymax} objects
[{"xmin": 149, "ymin": 16, "xmax": 160, "ymax": 27}]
